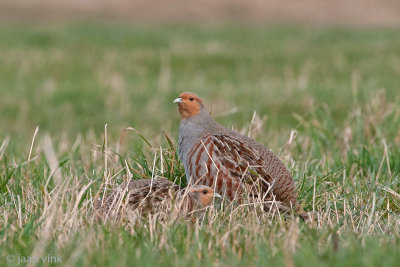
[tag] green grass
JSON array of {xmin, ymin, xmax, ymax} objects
[{"xmin": 0, "ymin": 23, "xmax": 400, "ymax": 266}]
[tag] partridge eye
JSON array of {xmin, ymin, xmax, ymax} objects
[
  {"xmin": 202, "ymin": 189, "xmax": 208, "ymax": 194},
  {"xmin": 189, "ymin": 97, "xmax": 194, "ymax": 101}
]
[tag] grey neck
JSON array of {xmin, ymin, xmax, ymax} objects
[{"xmin": 177, "ymin": 109, "xmax": 221, "ymax": 163}]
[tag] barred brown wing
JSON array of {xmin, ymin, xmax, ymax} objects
[{"xmin": 185, "ymin": 133, "xmax": 297, "ymax": 207}]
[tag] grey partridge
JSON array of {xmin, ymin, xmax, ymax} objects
[
  {"xmin": 174, "ymin": 92, "xmax": 306, "ymax": 218},
  {"xmin": 96, "ymin": 178, "xmax": 219, "ymax": 218}
]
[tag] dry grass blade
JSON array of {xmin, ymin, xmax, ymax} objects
[
  {"xmin": 120, "ymin": 127, "xmax": 153, "ymax": 148},
  {"xmin": 24, "ymin": 125, "xmax": 39, "ymax": 182},
  {"xmin": 0, "ymin": 136, "xmax": 10, "ymax": 161},
  {"xmin": 42, "ymin": 134, "xmax": 62, "ymax": 186}
]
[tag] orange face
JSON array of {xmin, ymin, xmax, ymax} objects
[
  {"xmin": 174, "ymin": 92, "xmax": 204, "ymax": 119},
  {"xmin": 188, "ymin": 185, "xmax": 220, "ymax": 208}
]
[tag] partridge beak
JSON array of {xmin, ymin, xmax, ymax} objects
[
  {"xmin": 213, "ymin": 192, "xmax": 223, "ymax": 209},
  {"xmin": 213, "ymin": 192, "xmax": 222, "ymax": 199},
  {"xmin": 173, "ymin": 97, "xmax": 183, "ymax": 103}
]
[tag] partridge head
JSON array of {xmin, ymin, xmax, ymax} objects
[
  {"xmin": 187, "ymin": 184, "xmax": 219, "ymax": 208},
  {"xmin": 96, "ymin": 178, "xmax": 219, "ymax": 219},
  {"xmin": 174, "ymin": 92, "xmax": 307, "ymax": 219},
  {"xmin": 173, "ymin": 92, "xmax": 205, "ymax": 119}
]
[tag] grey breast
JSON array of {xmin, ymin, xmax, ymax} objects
[{"xmin": 178, "ymin": 119, "xmax": 205, "ymax": 183}]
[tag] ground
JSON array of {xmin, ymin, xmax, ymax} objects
[
  {"xmin": 0, "ymin": 23, "xmax": 400, "ymax": 266},
  {"xmin": 1, "ymin": 0, "xmax": 400, "ymax": 26}
]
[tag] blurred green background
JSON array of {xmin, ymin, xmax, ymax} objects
[{"xmin": 1, "ymin": 24, "xmax": 399, "ymax": 146}]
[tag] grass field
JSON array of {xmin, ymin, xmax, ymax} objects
[{"xmin": 0, "ymin": 23, "xmax": 400, "ymax": 266}]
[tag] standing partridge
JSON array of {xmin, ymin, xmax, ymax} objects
[
  {"xmin": 96, "ymin": 178, "xmax": 219, "ymax": 219},
  {"xmin": 174, "ymin": 92, "xmax": 306, "ymax": 218}
]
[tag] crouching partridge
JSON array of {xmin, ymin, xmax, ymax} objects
[
  {"xmin": 96, "ymin": 178, "xmax": 219, "ymax": 219},
  {"xmin": 174, "ymin": 92, "xmax": 307, "ymax": 219}
]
